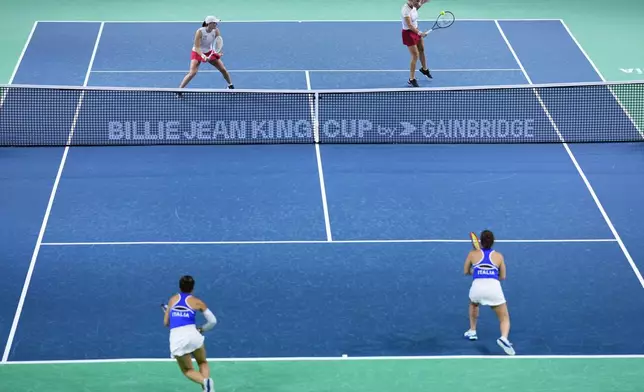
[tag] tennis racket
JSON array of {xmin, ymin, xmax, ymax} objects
[
  {"xmin": 469, "ymin": 232, "xmax": 481, "ymax": 250},
  {"xmin": 423, "ymin": 11, "xmax": 455, "ymax": 35},
  {"xmin": 204, "ymin": 36, "xmax": 224, "ymax": 61}
]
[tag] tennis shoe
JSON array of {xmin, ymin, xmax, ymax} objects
[
  {"xmin": 497, "ymin": 337, "xmax": 516, "ymax": 356},
  {"xmin": 419, "ymin": 68, "xmax": 432, "ymax": 79},
  {"xmin": 464, "ymin": 330, "xmax": 478, "ymax": 340},
  {"xmin": 408, "ymin": 78, "xmax": 419, "ymax": 87},
  {"xmin": 203, "ymin": 378, "xmax": 214, "ymax": 392}
]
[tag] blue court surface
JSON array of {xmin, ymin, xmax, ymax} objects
[{"xmin": 2, "ymin": 19, "xmax": 644, "ymax": 362}]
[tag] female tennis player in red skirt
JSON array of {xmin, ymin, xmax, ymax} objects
[
  {"xmin": 177, "ymin": 16, "xmax": 234, "ymax": 96},
  {"xmin": 402, "ymin": 0, "xmax": 432, "ymax": 87}
]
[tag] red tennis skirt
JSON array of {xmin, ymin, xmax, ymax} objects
[
  {"xmin": 402, "ymin": 29, "xmax": 421, "ymax": 46},
  {"xmin": 191, "ymin": 50, "xmax": 221, "ymax": 63}
]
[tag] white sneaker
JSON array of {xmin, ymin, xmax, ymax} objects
[
  {"xmin": 203, "ymin": 378, "xmax": 214, "ymax": 392},
  {"xmin": 464, "ymin": 330, "xmax": 478, "ymax": 340},
  {"xmin": 497, "ymin": 337, "xmax": 516, "ymax": 355}
]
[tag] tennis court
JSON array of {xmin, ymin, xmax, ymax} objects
[{"xmin": 2, "ymin": 3, "xmax": 644, "ymax": 392}]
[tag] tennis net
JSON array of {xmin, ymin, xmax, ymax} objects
[{"xmin": 1, "ymin": 80, "xmax": 642, "ymax": 146}]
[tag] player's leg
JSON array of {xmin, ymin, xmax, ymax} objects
[
  {"xmin": 470, "ymin": 302, "xmax": 480, "ymax": 329},
  {"xmin": 492, "ymin": 302, "xmax": 511, "ymax": 339},
  {"xmin": 175, "ymin": 353, "xmax": 205, "ymax": 385},
  {"xmin": 416, "ymin": 38, "xmax": 432, "ymax": 79},
  {"xmin": 464, "ymin": 282, "xmax": 479, "ymax": 340},
  {"xmin": 469, "ymin": 302, "xmax": 479, "ymax": 331},
  {"xmin": 464, "ymin": 301, "xmax": 479, "ymax": 340},
  {"xmin": 209, "ymin": 57, "xmax": 234, "ymax": 89},
  {"xmin": 492, "ymin": 302, "xmax": 515, "ymax": 355},
  {"xmin": 192, "ymin": 345, "xmax": 211, "ymax": 379},
  {"xmin": 179, "ymin": 60, "xmax": 201, "ymax": 89},
  {"xmin": 407, "ymin": 45, "xmax": 420, "ymax": 86},
  {"xmin": 192, "ymin": 345, "xmax": 215, "ymax": 391}
]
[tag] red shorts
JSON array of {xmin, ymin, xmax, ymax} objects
[
  {"xmin": 191, "ymin": 50, "xmax": 221, "ymax": 63},
  {"xmin": 402, "ymin": 29, "xmax": 421, "ymax": 46}
]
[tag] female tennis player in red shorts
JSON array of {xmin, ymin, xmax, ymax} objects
[
  {"xmin": 401, "ymin": 0, "xmax": 432, "ymax": 87},
  {"xmin": 177, "ymin": 16, "xmax": 234, "ymax": 95}
]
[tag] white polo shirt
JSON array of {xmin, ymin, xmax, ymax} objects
[{"xmin": 401, "ymin": 3, "xmax": 418, "ymax": 30}]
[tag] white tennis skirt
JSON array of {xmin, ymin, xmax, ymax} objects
[
  {"xmin": 469, "ymin": 278, "xmax": 506, "ymax": 307},
  {"xmin": 169, "ymin": 324, "xmax": 205, "ymax": 357}
]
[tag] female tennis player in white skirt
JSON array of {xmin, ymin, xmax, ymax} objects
[
  {"xmin": 177, "ymin": 15, "xmax": 234, "ymax": 94},
  {"xmin": 463, "ymin": 230, "xmax": 516, "ymax": 355},
  {"xmin": 164, "ymin": 275, "xmax": 218, "ymax": 391}
]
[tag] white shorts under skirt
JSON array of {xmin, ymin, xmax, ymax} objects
[
  {"xmin": 169, "ymin": 324, "xmax": 205, "ymax": 357},
  {"xmin": 469, "ymin": 278, "xmax": 506, "ymax": 307}
]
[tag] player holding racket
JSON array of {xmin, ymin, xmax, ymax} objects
[
  {"xmin": 178, "ymin": 15, "xmax": 234, "ymax": 94},
  {"xmin": 163, "ymin": 275, "xmax": 218, "ymax": 391},
  {"xmin": 463, "ymin": 230, "xmax": 516, "ymax": 355},
  {"xmin": 401, "ymin": 0, "xmax": 432, "ymax": 87}
]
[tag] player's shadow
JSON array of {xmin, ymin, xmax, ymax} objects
[{"xmin": 373, "ymin": 332, "xmax": 495, "ymax": 356}]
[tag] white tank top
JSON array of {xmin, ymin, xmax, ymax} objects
[
  {"xmin": 193, "ymin": 27, "xmax": 217, "ymax": 52},
  {"xmin": 401, "ymin": 3, "xmax": 418, "ymax": 30}
]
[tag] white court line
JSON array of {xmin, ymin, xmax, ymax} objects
[
  {"xmin": 306, "ymin": 70, "xmax": 333, "ymax": 241},
  {"xmin": 39, "ymin": 239, "xmax": 617, "ymax": 246},
  {"xmin": 1, "ymin": 22, "xmax": 105, "ymax": 364},
  {"xmin": 0, "ymin": 21, "xmax": 38, "ymax": 108},
  {"xmin": 3, "ymin": 354, "xmax": 644, "ymax": 365},
  {"xmin": 558, "ymin": 20, "xmax": 644, "ymax": 140},
  {"xmin": 36, "ymin": 19, "xmax": 564, "ymax": 23},
  {"xmin": 495, "ymin": 20, "xmax": 644, "ymax": 289},
  {"xmin": 494, "ymin": 22, "xmax": 567, "ymax": 142},
  {"xmin": 7, "ymin": 21, "xmax": 38, "ymax": 84},
  {"xmin": 90, "ymin": 68, "xmax": 523, "ymax": 73}
]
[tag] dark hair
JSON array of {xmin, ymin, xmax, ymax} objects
[
  {"xmin": 202, "ymin": 21, "xmax": 207, "ymax": 27},
  {"xmin": 480, "ymin": 230, "xmax": 494, "ymax": 250},
  {"xmin": 179, "ymin": 275, "xmax": 195, "ymax": 293}
]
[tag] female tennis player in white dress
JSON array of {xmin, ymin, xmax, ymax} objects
[
  {"xmin": 401, "ymin": 0, "xmax": 432, "ymax": 87},
  {"xmin": 463, "ymin": 230, "xmax": 516, "ymax": 355},
  {"xmin": 178, "ymin": 15, "xmax": 234, "ymax": 94},
  {"xmin": 164, "ymin": 275, "xmax": 218, "ymax": 391}
]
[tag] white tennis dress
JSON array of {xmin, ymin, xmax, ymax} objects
[
  {"xmin": 469, "ymin": 249, "xmax": 506, "ymax": 306},
  {"xmin": 168, "ymin": 293, "xmax": 205, "ymax": 357}
]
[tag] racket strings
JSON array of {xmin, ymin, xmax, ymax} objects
[
  {"xmin": 214, "ymin": 36, "xmax": 223, "ymax": 53},
  {"xmin": 437, "ymin": 12, "xmax": 455, "ymax": 28}
]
